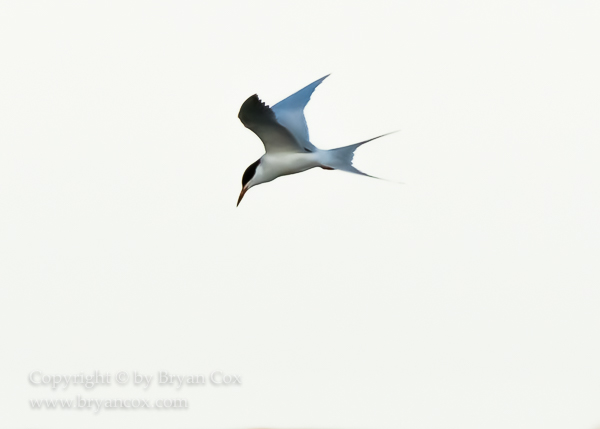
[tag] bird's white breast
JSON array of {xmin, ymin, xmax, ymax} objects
[{"xmin": 259, "ymin": 151, "xmax": 322, "ymax": 182}]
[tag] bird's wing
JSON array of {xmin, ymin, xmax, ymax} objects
[
  {"xmin": 238, "ymin": 94, "xmax": 305, "ymax": 154},
  {"xmin": 271, "ymin": 74, "xmax": 329, "ymax": 152}
]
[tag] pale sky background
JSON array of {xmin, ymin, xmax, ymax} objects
[{"xmin": 1, "ymin": 1, "xmax": 600, "ymax": 429}]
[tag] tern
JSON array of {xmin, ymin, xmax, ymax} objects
[{"xmin": 237, "ymin": 74, "xmax": 395, "ymax": 206}]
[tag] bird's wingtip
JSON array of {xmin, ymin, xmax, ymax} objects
[{"xmin": 313, "ymin": 74, "xmax": 330, "ymax": 84}]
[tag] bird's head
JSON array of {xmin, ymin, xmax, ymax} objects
[{"xmin": 237, "ymin": 158, "xmax": 262, "ymax": 206}]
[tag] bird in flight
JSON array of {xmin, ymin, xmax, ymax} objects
[{"xmin": 237, "ymin": 74, "xmax": 395, "ymax": 206}]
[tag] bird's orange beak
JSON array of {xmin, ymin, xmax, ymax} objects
[{"xmin": 237, "ymin": 186, "xmax": 248, "ymax": 207}]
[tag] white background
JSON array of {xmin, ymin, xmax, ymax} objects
[{"xmin": 1, "ymin": 1, "xmax": 599, "ymax": 428}]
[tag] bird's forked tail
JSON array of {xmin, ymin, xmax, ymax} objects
[{"xmin": 322, "ymin": 131, "xmax": 397, "ymax": 177}]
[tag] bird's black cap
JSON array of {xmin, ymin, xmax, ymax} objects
[{"xmin": 242, "ymin": 159, "xmax": 260, "ymax": 187}]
